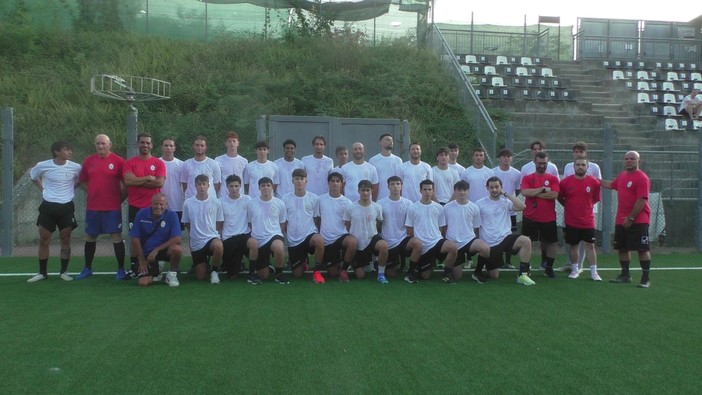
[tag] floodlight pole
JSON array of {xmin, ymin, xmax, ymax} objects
[
  {"xmin": 1, "ymin": 107, "xmax": 14, "ymax": 256},
  {"xmin": 126, "ymin": 93, "xmax": 138, "ymax": 159}
]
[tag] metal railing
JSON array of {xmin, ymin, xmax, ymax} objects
[
  {"xmin": 575, "ymin": 33, "xmax": 702, "ymax": 62},
  {"xmin": 436, "ymin": 27, "xmax": 553, "ymax": 59}
]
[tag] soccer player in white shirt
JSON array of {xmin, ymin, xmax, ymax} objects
[
  {"xmin": 461, "ymin": 147, "xmax": 495, "ymax": 203},
  {"xmin": 244, "ymin": 140, "xmax": 280, "ymax": 199},
  {"xmin": 341, "ymin": 142, "xmax": 379, "ymax": 202},
  {"xmin": 247, "ymin": 177, "xmax": 289, "ymax": 284},
  {"xmin": 180, "ymin": 135, "xmax": 222, "ymax": 200},
  {"xmin": 431, "ymin": 147, "xmax": 460, "ymax": 204},
  {"xmin": 404, "ymin": 180, "xmax": 457, "ymax": 283},
  {"xmin": 492, "ymin": 148, "xmax": 522, "ymax": 268},
  {"xmin": 301, "ymin": 135, "xmax": 333, "ymax": 196},
  {"xmin": 274, "ymin": 139, "xmax": 305, "ymax": 198},
  {"xmin": 368, "ymin": 133, "xmax": 402, "ymax": 201},
  {"xmin": 27, "ymin": 141, "xmax": 82, "ymax": 283},
  {"xmin": 519, "ymin": 140, "xmax": 559, "ymax": 178},
  {"xmin": 475, "ymin": 176, "xmax": 535, "ymax": 286},
  {"xmin": 220, "ymin": 175, "xmax": 259, "ymax": 281},
  {"xmin": 282, "ymin": 169, "xmax": 325, "ymax": 283},
  {"xmin": 377, "ymin": 176, "xmax": 423, "ymax": 278},
  {"xmin": 398, "ymin": 142, "xmax": 433, "ymax": 203},
  {"xmin": 331, "ymin": 145, "xmax": 348, "ymax": 175},
  {"xmin": 160, "ymin": 137, "xmax": 185, "ymax": 218},
  {"xmin": 182, "ymin": 175, "xmax": 224, "ymax": 284},
  {"xmin": 318, "ymin": 172, "xmax": 357, "ymax": 282},
  {"xmin": 215, "ymin": 131, "xmax": 248, "ymax": 198},
  {"xmin": 443, "ymin": 180, "xmax": 490, "ymax": 283},
  {"xmin": 344, "ymin": 180, "xmax": 389, "ymax": 283},
  {"xmin": 448, "ymin": 142, "xmax": 466, "ymax": 174}
]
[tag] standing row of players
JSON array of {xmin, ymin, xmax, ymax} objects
[{"xmin": 27, "ymin": 133, "xmax": 652, "ymax": 288}]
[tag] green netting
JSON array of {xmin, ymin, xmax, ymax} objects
[{"xmin": 203, "ymin": 0, "xmax": 393, "ymax": 21}]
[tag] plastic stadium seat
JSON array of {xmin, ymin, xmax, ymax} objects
[
  {"xmin": 516, "ymin": 66, "xmax": 529, "ymax": 76},
  {"xmin": 687, "ymin": 63, "xmax": 698, "ymax": 71},
  {"xmin": 534, "ymin": 57, "xmax": 547, "ymax": 66},
  {"xmin": 635, "ymin": 61, "xmax": 648, "ymax": 69},
  {"xmin": 461, "ymin": 65, "xmax": 471, "ymax": 74},
  {"xmin": 511, "ymin": 77, "xmax": 526, "ymax": 87},
  {"xmin": 548, "ymin": 90, "xmax": 562, "ymax": 100},
  {"xmin": 665, "ymin": 119, "xmax": 680, "ymax": 130},
  {"xmin": 552, "ymin": 78, "xmax": 565, "ymax": 89},
  {"xmin": 678, "ymin": 72, "xmax": 689, "ymax": 81},
  {"xmin": 502, "ymin": 66, "xmax": 516, "ymax": 76},
  {"xmin": 663, "ymin": 93, "xmax": 677, "ymax": 104},
  {"xmin": 520, "ymin": 57, "xmax": 533, "ymax": 66},
  {"xmin": 675, "ymin": 63, "xmax": 686, "ymax": 71},
  {"xmin": 636, "ymin": 71, "xmax": 651, "ymax": 80},
  {"xmin": 612, "ymin": 70, "xmax": 625, "ymax": 80},
  {"xmin": 500, "ymin": 87, "xmax": 514, "ymax": 100},
  {"xmin": 694, "ymin": 82, "xmax": 702, "ymax": 91},
  {"xmin": 487, "ymin": 87, "xmax": 500, "ymax": 99},
  {"xmin": 561, "ymin": 90, "xmax": 576, "ymax": 101},
  {"xmin": 475, "ymin": 87, "xmax": 487, "ymax": 99},
  {"xmin": 540, "ymin": 67, "xmax": 554, "ymax": 77},
  {"xmin": 491, "ymin": 76, "xmax": 505, "ymax": 87},
  {"xmin": 662, "ymin": 105, "xmax": 679, "ymax": 117},
  {"xmin": 661, "ymin": 82, "xmax": 678, "ymax": 92},
  {"xmin": 602, "ymin": 60, "xmax": 614, "ymax": 68},
  {"xmin": 496, "ymin": 56, "xmax": 509, "ymax": 65},
  {"xmin": 649, "ymin": 105, "xmax": 661, "ymax": 116},
  {"xmin": 517, "ymin": 88, "xmax": 535, "ymax": 100},
  {"xmin": 479, "ymin": 55, "xmax": 490, "ymax": 64},
  {"xmin": 666, "ymin": 72, "xmax": 681, "ymax": 81},
  {"xmin": 479, "ymin": 76, "xmax": 491, "ymax": 86},
  {"xmin": 637, "ymin": 81, "xmax": 651, "ymax": 91},
  {"xmin": 471, "ymin": 65, "xmax": 484, "ymax": 75},
  {"xmin": 536, "ymin": 90, "xmax": 549, "ymax": 100},
  {"xmin": 539, "ymin": 78, "xmax": 552, "ymax": 89},
  {"xmin": 637, "ymin": 92, "xmax": 651, "ymax": 103},
  {"xmin": 465, "ymin": 55, "xmax": 478, "ymax": 64},
  {"xmin": 484, "ymin": 65, "xmax": 497, "ymax": 76},
  {"xmin": 690, "ymin": 72, "xmax": 702, "ymax": 82}
]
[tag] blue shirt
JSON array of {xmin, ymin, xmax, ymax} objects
[{"xmin": 129, "ymin": 208, "xmax": 181, "ymax": 255}]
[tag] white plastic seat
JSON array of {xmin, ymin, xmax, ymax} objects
[
  {"xmin": 465, "ymin": 55, "xmax": 478, "ymax": 64},
  {"xmin": 636, "ymin": 71, "xmax": 651, "ymax": 80},
  {"xmin": 483, "ymin": 65, "xmax": 497, "ymax": 75},
  {"xmin": 516, "ymin": 66, "xmax": 529, "ymax": 76},
  {"xmin": 637, "ymin": 92, "xmax": 650, "ymax": 103},
  {"xmin": 491, "ymin": 76, "xmax": 505, "ymax": 87},
  {"xmin": 663, "ymin": 93, "xmax": 677, "ymax": 103},
  {"xmin": 612, "ymin": 70, "xmax": 625, "ymax": 80},
  {"xmin": 540, "ymin": 67, "xmax": 554, "ymax": 77},
  {"xmin": 661, "ymin": 82, "xmax": 678, "ymax": 92},
  {"xmin": 690, "ymin": 72, "xmax": 702, "ymax": 81},
  {"xmin": 495, "ymin": 56, "xmax": 508, "ymax": 65},
  {"xmin": 520, "ymin": 57, "xmax": 533, "ymax": 66},
  {"xmin": 666, "ymin": 72, "xmax": 680, "ymax": 81},
  {"xmin": 460, "ymin": 65, "xmax": 471, "ymax": 74},
  {"xmin": 662, "ymin": 105, "xmax": 678, "ymax": 116},
  {"xmin": 637, "ymin": 81, "xmax": 651, "ymax": 91},
  {"xmin": 664, "ymin": 119, "xmax": 680, "ymax": 130}
]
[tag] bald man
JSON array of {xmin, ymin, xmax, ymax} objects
[
  {"xmin": 77, "ymin": 134, "xmax": 127, "ymax": 280},
  {"xmin": 340, "ymin": 142, "xmax": 379, "ymax": 202}
]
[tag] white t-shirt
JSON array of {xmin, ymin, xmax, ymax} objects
[
  {"xmin": 182, "ymin": 195, "xmax": 223, "ymax": 251},
  {"xmin": 243, "ymin": 160, "xmax": 280, "ymax": 199},
  {"xmin": 492, "ymin": 166, "xmax": 522, "ymax": 195},
  {"xmin": 398, "ymin": 161, "xmax": 433, "ymax": 202},
  {"xmin": 449, "ymin": 162, "xmax": 466, "ymax": 174},
  {"xmin": 282, "ymin": 191, "xmax": 319, "ymax": 247},
  {"xmin": 562, "ymin": 161, "xmax": 602, "ymax": 179},
  {"xmin": 461, "ymin": 166, "xmax": 495, "ymax": 203},
  {"xmin": 344, "ymin": 201, "xmax": 383, "ymax": 250},
  {"xmin": 220, "ymin": 194, "xmax": 251, "ymax": 240},
  {"xmin": 301, "ymin": 154, "xmax": 333, "ymax": 196},
  {"xmin": 160, "ymin": 157, "xmax": 184, "ymax": 211},
  {"xmin": 180, "ymin": 157, "xmax": 222, "ymax": 200},
  {"xmin": 247, "ymin": 197, "xmax": 286, "ymax": 246},
  {"xmin": 274, "ymin": 157, "xmax": 305, "ymax": 198},
  {"xmin": 368, "ymin": 153, "xmax": 402, "ymax": 200},
  {"xmin": 30, "ymin": 159, "xmax": 81, "ymax": 204},
  {"xmin": 215, "ymin": 154, "xmax": 248, "ymax": 198},
  {"xmin": 378, "ymin": 196, "xmax": 412, "ymax": 249},
  {"xmin": 520, "ymin": 161, "xmax": 559, "ymax": 178},
  {"xmin": 475, "ymin": 196, "xmax": 514, "ymax": 247},
  {"xmin": 679, "ymin": 93, "xmax": 702, "ymax": 112},
  {"xmin": 318, "ymin": 193, "xmax": 353, "ymax": 245},
  {"xmin": 443, "ymin": 200, "xmax": 481, "ymax": 249},
  {"xmin": 432, "ymin": 166, "xmax": 460, "ymax": 203},
  {"xmin": 405, "ymin": 200, "xmax": 445, "ymax": 254},
  {"xmin": 341, "ymin": 161, "xmax": 379, "ymax": 202}
]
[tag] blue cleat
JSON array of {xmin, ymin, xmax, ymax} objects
[{"xmin": 75, "ymin": 267, "xmax": 93, "ymax": 280}]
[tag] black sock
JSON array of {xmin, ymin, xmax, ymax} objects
[
  {"xmin": 475, "ymin": 257, "xmax": 486, "ymax": 274},
  {"xmin": 341, "ymin": 261, "xmax": 351, "ymax": 271},
  {"xmin": 640, "ymin": 260, "xmax": 651, "ymax": 282},
  {"xmin": 408, "ymin": 260, "xmax": 418, "ymax": 275},
  {"xmin": 620, "ymin": 260, "xmax": 631, "ymax": 277},
  {"xmin": 505, "ymin": 252, "xmax": 512, "ymax": 265},
  {"xmin": 248, "ymin": 259, "xmax": 257, "ymax": 274},
  {"xmin": 60, "ymin": 258, "xmax": 69, "ymax": 273},
  {"xmin": 541, "ymin": 249, "xmax": 547, "ymax": 264},
  {"xmin": 545, "ymin": 257, "xmax": 555, "ymax": 270},
  {"xmin": 519, "ymin": 262, "xmax": 530, "ymax": 275},
  {"xmin": 443, "ymin": 267, "xmax": 452, "ymax": 275},
  {"xmin": 275, "ymin": 266, "xmax": 283, "ymax": 275},
  {"xmin": 39, "ymin": 258, "xmax": 48, "ymax": 275},
  {"xmin": 113, "ymin": 241, "xmax": 125, "ymax": 269},
  {"xmin": 211, "ymin": 265, "xmax": 219, "ymax": 273},
  {"xmin": 84, "ymin": 241, "xmax": 96, "ymax": 269}
]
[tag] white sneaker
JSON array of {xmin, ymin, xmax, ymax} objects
[
  {"xmin": 59, "ymin": 272, "xmax": 73, "ymax": 281},
  {"xmin": 568, "ymin": 270, "xmax": 580, "ymax": 279},
  {"xmin": 27, "ymin": 273, "xmax": 48, "ymax": 283},
  {"xmin": 591, "ymin": 273, "xmax": 603, "ymax": 282},
  {"xmin": 153, "ymin": 273, "xmax": 164, "ymax": 282},
  {"xmin": 166, "ymin": 272, "xmax": 180, "ymax": 287},
  {"xmin": 210, "ymin": 271, "xmax": 220, "ymax": 285}
]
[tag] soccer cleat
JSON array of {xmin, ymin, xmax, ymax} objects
[
  {"xmin": 637, "ymin": 280, "xmax": 650, "ymax": 288},
  {"xmin": 275, "ymin": 273, "xmax": 290, "ymax": 285},
  {"xmin": 27, "ymin": 273, "xmax": 48, "ymax": 283},
  {"xmin": 210, "ymin": 271, "xmax": 220, "ymax": 285},
  {"xmin": 377, "ymin": 274, "xmax": 389, "ymax": 284},
  {"xmin": 75, "ymin": 267, "xmax": 93, "ymax": 280},
  {"xmin": 152, "ymin": 273, "xmax": 164, "ymax": 282},
  {"xmin": 247, "ymin": 273, "xmax": 263, "ymax": 285},
  {"xmin": 115, "ymin": 268, "xmax": 127, "ymax": 280},
  {"xmin": 517, "ymin": 273, "xmax": 536, "ymax": 286},
  {"xmin": 165, "ymin": 272, "xmax": 179, "ymax": 287},
  {"xmin": 591, "ymin": 273, "xmax": 603, "ymax": 282},
  {"xmin": 501, "ymin": 263, "xmax": 516, "ymax": 270},
  {"xmin": 364, "ymin": 263, "xmax": 376, "ymax": 273},
  {"xmin": 59, "ymin": 272, "xmax": 73, "ymax": 281},
  {"xmin": 312, "ymin": 271, "xmax": 326, "ymax": 284},
  {"xmin": 339, "ymin": 271, "xmax": 350, "ymax": 283},
  {"xmin": 403, "ymin": 273, "xmax": 419, "ymax": 284},
  {"xmin": 544, "ymin": 268, "xmax": 556, "ymax": 279},
  {"xmin": 568, "ymin": 270, "xmax": 580, "ymax": 279},
  {"xmin": 609, "ymin": 275, "xmax": 632, "ymax": 284},
  {"xmin": 471, "ymin": 272, "xmax": 487, "ymax": 284},
  {"xmin": 540, "ymin": 260, "xmax": 547, "ymax": 269},
  {"xmin": 442, "ymin": 274, "xmax": 456, "ymax": 284}
]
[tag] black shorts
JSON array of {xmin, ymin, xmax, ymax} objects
[
  {"xmin": 323, "ymin": 234, "xmax": 351, "ymax": 266},
  {"xmin": 455, "ymin": 238, "xmax": 478, "ymax": 266},
  {"xmin": 258, "ymin": 235, "xmax": 284, "ymax": 268},
  {"xmin": 564, "ymin": 226, "xmax": 596, "ymax": 245},
  {"xmin": 387, "ymin": 236, "xmax": 412, "ymax": 269},
  {"xmin": 418, "ymin": 239, "xmax": 448, "ymax": 273},
  {"xmin": 138, "ymin": 250, "xmax": 170, "ymax": 277},
  {"xmin": 37, "ymin": 200, "xmax": 78, "ymax": 232},
  {"xmin": 223, "ymin": 233, "xmax": 252, "ymax": 268},
  {"xmin": 481, "ymin": 234, "xmax": 522, "ymax": 270},
  {"xmin": 353, "ymin": 235, "xmax": 383, "ymax": 268},
  {"xmin": 613, "ymin": 224, "xmax": 650, "ymax": 252},
  {"xmin": 175, "ymin": 211, "xmax": 185, "ymax": 231},
  {"xmin": 288, "ymin": 234, "xmax": 316, "ymax": 270},
  {"xmin": 191, "ymin": 238, "xmax": 218, "ymax": 266},
  {"xmin": 521, "ymin": 217, "xmax": 558, "ymax": 243},
  {"xmin": 128, "ymin": 205, "xmax": 141, "ymax": 227}
]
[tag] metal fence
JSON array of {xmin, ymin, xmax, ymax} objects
[{"xmin": 438, "ymin": 27, "xmax": 553, "ymax": 59}]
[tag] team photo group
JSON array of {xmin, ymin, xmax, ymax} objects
[{"xmin": 27, "ymin": 131, "xmax": 653, "ymax": 288}]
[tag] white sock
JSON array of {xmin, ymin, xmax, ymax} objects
[
  {"xmin": 378, "ymin": 266, "xmax": 385, "ymax": 275},
  {"xmin": 590, "ymin": 265, "xmax": 598, "ymax": 274}
]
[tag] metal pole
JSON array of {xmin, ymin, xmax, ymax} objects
[
  {"xmin": 601, "ymin": 125, "xmax": 614, "ymax": 254},
  {"xmin": 2, "ymin": 107, "xmax": 14, "ymax": 256},
  {"xmin": 127, "ymin": 104, "xmax": 138, "ymax": 159},
  {"xmin": 505, "ymin": 122, "xmax": 514, "ymax": 150},
  {"xmin": 145, "ymin": 0, "xmax": 149, "ymax": 35},
  {"xmin": 698, "ymin": 128, "xmax": 702, "ymax": 251},
  {"xmin": 205, "ymin": 2, "xmax": 208, "ymax": 42}
]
